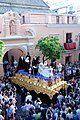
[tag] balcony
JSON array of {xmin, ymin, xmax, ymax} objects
[{"xmin": 64, "ymin": 42, "xmax": 76, "ymax": 50}]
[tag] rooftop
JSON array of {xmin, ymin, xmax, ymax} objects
[{"xmin": 0, "ymin": 0, "xmax": 50, "ymax": 14}]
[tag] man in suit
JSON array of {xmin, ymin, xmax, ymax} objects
[{"xmin": 26, "ymin": 52, "xmax": 31, "ymax": 65}]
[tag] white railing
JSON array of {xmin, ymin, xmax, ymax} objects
[{"xmin": 21, "ymin": 13, "xmax": 79, "ymax": 24}]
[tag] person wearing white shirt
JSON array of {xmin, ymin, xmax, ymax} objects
[
  {"xmin": 0, "ymin": 114, "xmax": 4, "ymax": 120},
  {"xmin": 8, "ymin": 103, "xmax": 15, "ymax": 120},
  {"xmin": 57, "ymin": 63, "xmax": 62, "ymax": 73},
  {"xmin": 24, "ymin": 100, "xmax": 35, "ymax": 111},
  {"xmin": 34, "ymin": 97, "xmax": 42, "ymax": 108},
  {"xmin": 77, "ymin": 106, "xmax": 80, "ymax": 120},
  {"xmin": 66, "ymin": 109, "xmax": 73, "ymax": 120},
  {"xmin": 57, "ymin": 92, "xmax": 64, "ymax": 104},
  {"xmin": 25, "ymin": 92, "xmax": 32, "ymax": 102},
  {"xmin": 0, "ymin": 92, "xmax": 3, "ymax": 101}
]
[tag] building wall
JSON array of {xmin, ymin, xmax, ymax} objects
[{"xmin": 0, "ymin": 11, "xmax": 80, "ymax": 75}]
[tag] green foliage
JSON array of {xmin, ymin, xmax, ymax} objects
[
  {"xmin": 0, "ymin": 40, "xmax": 4, "ymax": 59},
  {"xmin": 36, "ymin": 36, "xmax": 64, "ymax": 60}
]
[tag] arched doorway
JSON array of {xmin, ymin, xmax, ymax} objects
[{"xmin": 3, "ymin": 48, "xmax": 25, "ymax": 73}]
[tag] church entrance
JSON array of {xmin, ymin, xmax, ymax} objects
[{"xmin": 3, "ymin": 48, "xmax": 25, "ymax": 74}]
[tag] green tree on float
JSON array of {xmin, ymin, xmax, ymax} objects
[
  {"xmin": 36, "ymin": 36, "xmax": 64, "ymax": 62},
  {"xmin": 0, "ymin": 40, "xmax": 4, "ymax": 59}
]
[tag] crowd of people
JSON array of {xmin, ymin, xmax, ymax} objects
[
  {"xmin": 0, "ymin": 53, "xmax": 80, "ymax": 120},
  {"xmin": 64, "ymin": 61, "xmax": 80, "ymax": 81},
  {"xmin": 0, "ymin": 76, "xmax": 17, "ymax": 120},
  {"xmin": 0, "ymin": 74, "xmax": 80, "ymax": 120},
  {"xmin": 17, "ymin": 73, "xmax": 80, "ymax": 120}
]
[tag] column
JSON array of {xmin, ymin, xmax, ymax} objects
[{"xmin": 0, "ymin": 60, "xmax": 4, "ymax": 76}]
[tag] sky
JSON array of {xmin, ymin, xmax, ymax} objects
[
  {"xmin": 43, "ymin": 0, "xmax": 80, "ymax": 4},
  {"xmin": 43, "ymin": 0, "xmax": 80, "ymax": 9}
]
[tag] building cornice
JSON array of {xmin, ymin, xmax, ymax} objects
[
  {"xmin": 0, "ymin": 35, "xmax": 35, "ymax": 40},
  {"xmin": 47, "ymin": 24, "xmax": 80, "ymax": 28},
  {"xmin": 4, "ymin": 42, "xmax": 34, "ymax": 47}
]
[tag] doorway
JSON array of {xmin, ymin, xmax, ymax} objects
[
  {"xmin": 79, "ymin": 53, "xmax": 80, "ymax": 61},
  {"xmin": 65, "ymin": 56, "xmax": 71, "ymax": 64}
]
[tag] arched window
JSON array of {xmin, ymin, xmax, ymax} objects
[
  {"xmin": 9, "ymin": 20, "xmax": 16, "ymax": 35},
  {"xmin": 22, "ymin": 16, "xmax": 25, "ymax": 24}
]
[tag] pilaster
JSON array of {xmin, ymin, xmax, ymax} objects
[{"xmin": 0, "ymin": 60, "xmax": 4, "ymax": 76}]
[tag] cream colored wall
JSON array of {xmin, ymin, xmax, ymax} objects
[
  {"xmin": 29, "ymin": 14, "xmax": 46, "ymax": 23},
  {"xmin": 21, "ymin": 24, "xmax": 80, "ymax": 46},
  {"xmin": 0, "ymin": 11, "xmax": 80, "ymax": 75}
]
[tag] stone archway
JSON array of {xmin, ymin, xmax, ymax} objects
[{"xmin": 2, "ymin": 47, "xmax": 26, "ymax": 75}]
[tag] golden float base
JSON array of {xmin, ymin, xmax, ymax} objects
[{"xmin": 10, "ymin": 73, "xmax": 67, "ymax": 99}]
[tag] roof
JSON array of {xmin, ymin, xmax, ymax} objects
[{"xmin": 0, "ymin": 0, "xmax": 50, "ymax": 14}]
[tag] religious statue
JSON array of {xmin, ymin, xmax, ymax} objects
[
  {"xmin": 38, "ymin": 62, "xmax": 53, "ymax": 78},
  {"xmin": 9, "ymin": 20, "xmax": 16, "ymax": 35},
  {"xmin": 57, "ymin": 63, "xmax": 62, "ymax": 73}
]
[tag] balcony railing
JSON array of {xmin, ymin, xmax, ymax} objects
[{"xmin": 64, "ymin": 42, "xmax": 76, "ymax": 50}]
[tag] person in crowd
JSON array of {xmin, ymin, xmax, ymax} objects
[
  {"xmin": 20, "ymin": 87, "xmax": 26, "ymax": 105},
  {"xmin": 41, "ymin": 103, "xmax": 48, "ymax": 120},
  {"xmin": 66, "ymin": 109, "xmax": 73, "ymax": 120},
  {"xmin": 50, "ymin": 59, "xmax": 56, "ymax": 69},
  {"xmin": 24, "ymin": 111, "xmax": 35, "ymax": 120},
  {"xmin": 32, "ymin": 107, "xmax": 41, "ymax": 120},
  {"xmin": 36, "ymin": 56, "xmax": 40, "ymax": 66},
  {"xmin": 25, "ymin": 52, "xmax": 31, "ymax": 73},
  {"xmin": 32, "ymin": 57, "xmax": 37, "ymax": 67},
  {"xmin": 76, "ymin": 105, "xmax": 80, "ymax": 120},
  {"xmin": 26, "ymin": 52, "xmax": 31, "ymax": 64},
  {"xmin": 73, "ymin": 110, "xmax": 78, "ymax": 120},
  {"xmin": 17, "ymin": 53, "xmax": 25, "ymax": 71},
  {"xmin": 25, "ymin": 92, "xmax": 32, "ymax": 102},
  {"xmin": 57, "ymin": 92, "xmax": 64, "ymax": 104},
  {"xmin": 46, "ymin": 107, "xmax": 53, "ymax": 120},
  {"xmin": 25, "ymin": 56, "xmax": 30, "ymax": 72},
  {"xmin": 55, "ymin": 111, "xmax": 62, "ymax": 120},
  {"xmin": 57, "ymin": 63, "xmax": 62, "ymax": 73},
  {"xmin": 3, "ymin": 59, "xmax": 9, "ymax": 73},
  {"xmin": 32, "ymin": 56, "xmax": 39, "ymax": 75},
  {"xmin": 34, "ymin": 97, "xmax": 42, "ymax": 108},
  {"xmin": 0, "ymin": 111, "xmax": 4, "ymax": 120}
]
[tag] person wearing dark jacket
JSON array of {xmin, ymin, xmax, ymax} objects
[{"xmin": 17, "ymin": 54, "xmax": 25, "ymax": 71}]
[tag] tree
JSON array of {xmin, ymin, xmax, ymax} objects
[
  {"xmin": 0, "ymin": 40, "xmax": 4, "ymax": 59},
  {"xmin": 36, "ymin": 36, "xmax": 64, "ymax": 62}
]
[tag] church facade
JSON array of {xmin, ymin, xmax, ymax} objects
[{"xmin": 0, "ymin": 0, "xmax": 80, "ymax": 75}]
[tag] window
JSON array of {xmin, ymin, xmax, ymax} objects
[
  {"xmin": 79, "ymin": 35, "xmax": 80, "ymax": 46},
  {"xmin": 22, "ymin": 16, "xmax": 25, "ymax": 24},
  {"xmin": 66, "ymin": 33, "xmax": 72, "ymax": 43},
  {"xmin": 56, "ymin": 16, "xmax": 59, "ymax": 24},
  {"xmin": 79, "ymin": 53, "xmax": 80, "ymax": 60},
  {"xmin": 72, "ymin": 16, "xmax": 74, "ymax": 21},
  {"xmin": 67, "ymin": 16, "xmax": 69, "ymax": 24}
]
